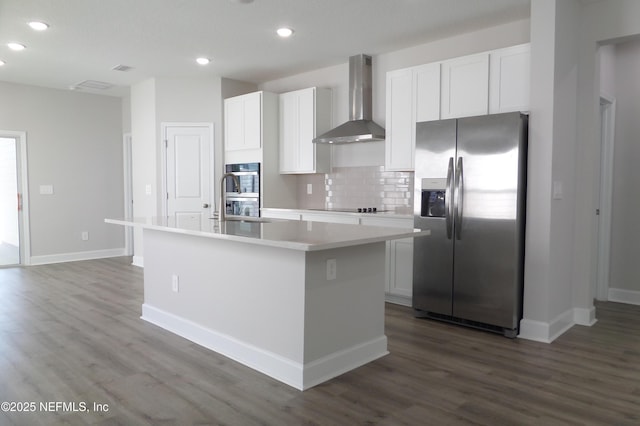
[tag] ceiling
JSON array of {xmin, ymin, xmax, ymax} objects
[{"xmin": 0, "ymin": 0, "xmax": 530, "ymax": 97}]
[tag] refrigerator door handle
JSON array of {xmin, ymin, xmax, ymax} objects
[
  {"xmin": 455, "ymin": 156, "xmax": 464, "ymax": 240},
  {"xmin": 445, "ymin": 157, "xmax": 454, "ymax": 239}
]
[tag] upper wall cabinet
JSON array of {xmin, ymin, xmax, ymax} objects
[
  {"xmin": 224, "ymin": 91, "xmax": 297, "ymax": 209},
  {"xmin": 279, "ymin": 87, "xmax": 332, "ymax": 174},
  {"xmin": 441, "ymin": 53, "xmax": 490, "ymax": 119},
  {"xmin": 224, "ymin": 91, "xmax": 263, "ymax": 153},
  {"xmin": 385, "ymin": 63, "xmax": 440, "ymax": 171},
  {"xmin": 489, "ymin": 43, "xmax": 531, "ymax": 114},
  {"xmin": 384, "ymin": 43, "xmax": 530, "ymax": 171}
]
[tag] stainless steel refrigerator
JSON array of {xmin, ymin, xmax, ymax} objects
[{"xmin": 413, "ymin": 112, "xmax": 528, "ymax": 338}]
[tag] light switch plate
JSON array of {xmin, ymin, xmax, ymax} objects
[
  {"xmin": 39, "ymin": 184, "xmax": 54, "ymax": 195},
  {"xmin": 552, "ymin": 181, "xmax": 563, "ymax": 200},
  {"xmin": 307, "ymin": 183, "xmax": 313, "ymax": 195}
]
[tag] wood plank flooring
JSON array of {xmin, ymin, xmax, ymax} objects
[{"xmin": 0, "ymin": 257, "xmax": 639, "ymax": 425}]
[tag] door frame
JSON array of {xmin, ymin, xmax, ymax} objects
[
  {"xmin": 159, "ymin": 122, "xmax": 215, "ymax": 217},
  {"xmin": 595, "ymin": 95, "xmax": 616, "ymax": 301},
  {"xmin": 0, "ymin": 130, "xmax": 31, "ymax": 265},
  {"xmin": 123, "ymin": 133, "xmax": 134, "ymax": 256}
]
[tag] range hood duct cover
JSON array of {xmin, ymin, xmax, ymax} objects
[{"xmin": 313, "ymin": 54, "xmax": 385, "ymax": 144}]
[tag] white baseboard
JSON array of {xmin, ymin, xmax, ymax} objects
[
  {"xmin": 385, "ymin": 293, "xmax": 412, "ymax": 307},
  {"xmin": 141, "ymin": 303, "xmax": 388, "ymax": 391},
  {"xmin": 132, "ymin": 255, "xmax": 144, "ymax": 268},
  {"xmin": 574, "ymin": 306, "xmax": 597, "ymax": 326},
  {"xmin": 608, "ymin": 288, "xmax": 640, "ymax": 306},
  {"xmin": 519, "ymin": 308, "xmax": 575, "ymax": 343},
  {"xmin": 302, "ymin": 337, "xmax": 388, "ymax": 390},
  {"xmin": 519, "ymin": 305, "xmax": 598, "ymax": 343},
  {"xmin": 29, "ymin": 248, "xmax": 127, "ymax": 266}
]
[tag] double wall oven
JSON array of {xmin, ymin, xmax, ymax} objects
[{"xmin": 224, "ymin": 163, "xmax": 260, "ymax": 218}]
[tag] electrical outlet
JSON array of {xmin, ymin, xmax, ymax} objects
[
  {"xmin": 172, "ymin": 274, "xmax": 179, "ymax": 292},
  {"xmin": 326, "ymin": 259, "xmax": 337, "ymax": 281},
  {"xmin": 81, "ymin": 231, "xmax": 89, "ymax": 241},
  {"xmin": 307, "ymin": 183, "xmax": 313, "ymax": 195}
]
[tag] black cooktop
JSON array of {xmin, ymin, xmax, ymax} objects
[{"xmin": 309, "ymin": 207, "xmax": 389, "ymax": 214}]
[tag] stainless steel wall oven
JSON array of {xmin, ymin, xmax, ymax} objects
[{"xmin": 224, "ymin": 163, "xmax": 260, "ymax": 218}]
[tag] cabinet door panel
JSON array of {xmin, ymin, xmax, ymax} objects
[
  {"xmin": 243, "ymin": 93, "xmax": 262, "ymax": 149},
  {"xmin": 385, "ymin": 69, "xmax": 414, "ymax": 171},
  {"xmin": 489, "ymin": 44, "xmax": 530, "ymax": 113},
  {"xmin": 225, "ymin": 97, "xmax": 244, "ymax": 151},
  {"xmin": 390, "ymin": 238, "xmax": 414, "ymax": 298},
  {"xmin": 279, "ymin": 92, "xmax": 298, "ymax": 172},
  {"xmin": 441, "ymin": 53, "xmax": 489, "ymax": 119},
  {"xmin": 414, "ymin": 63, "xmax": 441, "ymax": 123},
  {"xmin": 297, "ymin": 88, "xmax": 315, "ymax": 172}
]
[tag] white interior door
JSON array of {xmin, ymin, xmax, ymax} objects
[{"xmin": 164, "ymin": 125, "xmax": 214, "ymax": 229}]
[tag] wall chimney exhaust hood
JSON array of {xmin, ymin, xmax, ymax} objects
[{"xmin": 313, "ymin": 54, "xmax": 385, "ymax": 144}]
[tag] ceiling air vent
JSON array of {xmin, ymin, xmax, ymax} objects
[
  {"xmin": 112, "ymin": 64, "xmax": 134, "ymax": 72},
  {"xmin": 73, "ymin": 80, "xmax": 114, "ymax": 90}
]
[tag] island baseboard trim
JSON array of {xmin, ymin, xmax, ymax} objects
[
  {"xmin": 141, "ymin": 303, "xmax": 388, "ymax": 391},
  {"xmin": 302, "ymin": 337, "xmax": 388, "ymax": 390},
  {"xmin": 142, "ymin": 303, "xmax": 306, "ymax": 389}
]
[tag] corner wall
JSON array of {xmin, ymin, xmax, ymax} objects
[
  {"xmin": 0, "ymin": 81, "xmax": 124, "ymax": 263},
  {"xmin": 130, "ymin": 77, "xmax": 223, "ymax": 264},
  {"xmin": 573, "ymin": 0, "xmax": 640, "ymax": 317}
]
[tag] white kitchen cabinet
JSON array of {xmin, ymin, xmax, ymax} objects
[
  {"xmin": 360, "ymin": 216, "xmax": 414, "ymax": 306},
  {"xmin": 224, "ymin": 91, "xmax": 262, "ymax": 152},
  {"xmin": 385, "ymin": 63, "xmax": 440, "ymax": 171},
  {"xmin": 224, "ymin": 91, "xmax": 297, "ymax": 210},
  {"xmin": 441, "ymin": 53, "xmax": 490, "ymax": 119},
  {"xmin": 489, "ymin": 43, "xmax": 531, "ymax": 114},
  {"xmin": 279, "ymin": 87, "xmax": 332, "ymax": 174}
]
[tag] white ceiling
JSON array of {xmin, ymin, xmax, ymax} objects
[{"xmin": 0, "ymin": 0, "xmax": 530, "ymax": 97}]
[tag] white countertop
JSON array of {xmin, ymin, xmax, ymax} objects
[
  {"xmin": 262, "ymin": 207, "xmax": 413, "ymax": 220},
  {"xmin": 105, "ymin": 216, "xmax": 429, "ymax": 252}
]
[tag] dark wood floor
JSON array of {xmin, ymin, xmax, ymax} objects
[{"xmin": 0, "ymin": 257, "xmax": 639, "ymax": 425}]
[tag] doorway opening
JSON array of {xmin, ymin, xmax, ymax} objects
[
  {"xmin": 0, "ymin": 137, "xmax": 19, "ymax": 266},
  {"xmin": 0, "ymin": 131, "xmax": 30, "ymax": 266},
  {"xmin": 595, "ymin": 96, "xmax": 615, "ymax": 301},
  {"xmin": 123, "ymin": 133, "xmax": 133, "ymax": 256}
]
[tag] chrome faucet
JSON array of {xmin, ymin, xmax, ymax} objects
[{"xmin": 218, "ymin": 173, "xmax": 241, "ymax": 221}]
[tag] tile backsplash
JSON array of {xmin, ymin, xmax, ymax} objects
[{"xmin": 296, "ymin": 166, "xmax": 414, "ymax": 214}]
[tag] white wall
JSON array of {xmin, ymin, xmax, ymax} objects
[
  {"xmin": 573, "ymin": 0, "xmax": 640, "ymax": 312},
  {"xmin": 130, "ymin": 77, "xmax": 223, "ymax": 262},
  {"xmin": 259, "ymin": 19, "xmax": 530, "ymax": 168},
  {"xmin": 0, "ymin": 81, "xmax": 124, "ymax": 261},
  {"xmin": 609, "ymin": 39, "xmax": 640, "ymax": 294}
]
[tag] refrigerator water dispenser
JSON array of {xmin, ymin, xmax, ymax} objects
[{"xmin": 420, "ymin": 178, "xmax": 447, "ymax": 218}]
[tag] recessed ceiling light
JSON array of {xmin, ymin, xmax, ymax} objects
[
  {"xmin": 276, "ymin": 27, "xmax": 294, "ymax": 38},
  {"xmin": 196, "ymin": 57, "xmax": 211, "ymax": 65},
  {"xmin": 28, "ymin": 21, "xmax": 49, "ymax": 31},
  {"xmin": 7, "ymin": 43, "xmax": 26, "ymax": 51},
  {"xmin": 0, "ymin": 60, "xmax": 5, "ymax": 66}
]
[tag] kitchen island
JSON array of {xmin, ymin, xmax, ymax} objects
[{"xmin": 106, "ymin": 216, "xmax": 429, "ymax": 390}]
